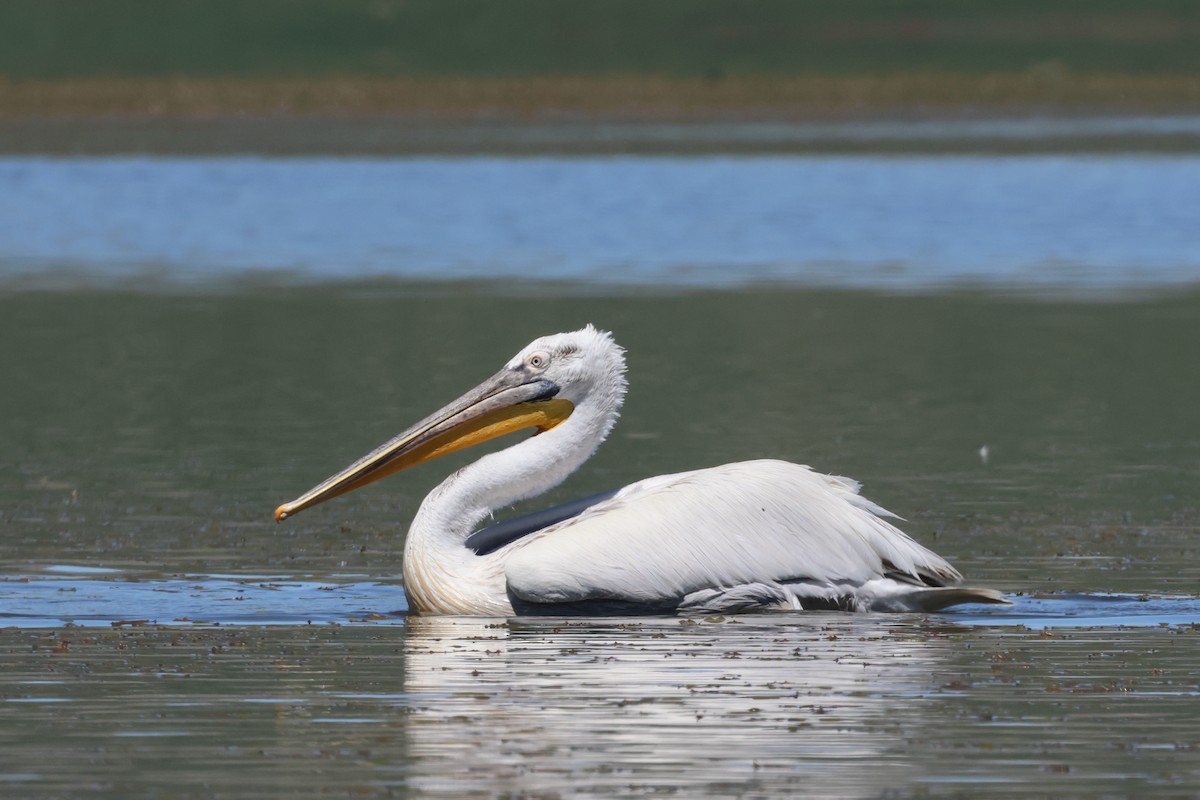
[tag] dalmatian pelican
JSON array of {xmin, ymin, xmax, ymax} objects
[{"xmin": 275, "ymin": 326, "xmax": 1005, "ymax": 616}]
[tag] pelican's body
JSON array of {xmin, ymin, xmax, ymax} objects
[{"xmin": 277, "ymin": 326, "xmax": 1005, "ymax": 616}]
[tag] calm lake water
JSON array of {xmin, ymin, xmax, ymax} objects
[
  {"xmin": 2, "ymin": 153, "xmax": 1199, "ymax": 796},
  {"xmin": 2, "ymin": 154, "xmax": 1199, "ymax": 292}
]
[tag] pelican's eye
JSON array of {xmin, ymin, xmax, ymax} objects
[{"xmin": 525, "ymin": 351, "xmax": 550, "ymax": 370}]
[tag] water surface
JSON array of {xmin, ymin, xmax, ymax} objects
[
  {"xmin": 2, "ymin": 150, "xmax": 1199, "ymax": 795},
  {"xmin": 2, "ymin": 615, "xmax": 1197, "ymax": 797},
  {"xmin": 3, "ymin": 154, "xmax": 1198, "ymax": 292}
]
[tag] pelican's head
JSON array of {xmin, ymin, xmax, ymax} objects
[
  {"xmin": 506, "ymin": 325, "xmax": 627, "ymax": 412},
  {"xmin": 274, "ymin": 325, "xmax": 626, "ymax": 522}
]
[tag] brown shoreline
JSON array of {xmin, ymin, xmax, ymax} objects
[
  {"xmin": 3, "ymin": 73, "xmax": 1199, "ymax": 154},
  {"xmin": 4, "ymin": 116, "xmax": 1200, "ymax": 156},
  {"xmin": 4, "ymin": 73, "xmax": 1200, "ymax": 119}
]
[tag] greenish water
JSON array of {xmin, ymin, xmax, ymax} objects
[
  {"xmin": 2, "ymin": 286, "xmax": 1199, "ymax": 795},
  {"xmin": 4, "ymin": 288, "xmax": 1199, "ymax": 588}
]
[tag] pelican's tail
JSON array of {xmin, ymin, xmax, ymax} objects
[{"xmin": 883, "ymin": 585, "xmax": 1010, "ymax": 612}]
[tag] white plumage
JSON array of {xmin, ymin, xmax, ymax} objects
[
  {"xmin": 506, "ymin": 461, "xmax": 955, "ymax": 608},
  {"xmin": 276, "ymin": 325, "xmax": 1005, "ymax": 616}
]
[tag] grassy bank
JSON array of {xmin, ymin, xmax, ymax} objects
[
  {"xmin": 3, "ymin": 0, "xmax": 1200, "ymax": 79},
  {"xmin": 3, "ymin": 0, "xmax": 1198, "ymax": 152}
]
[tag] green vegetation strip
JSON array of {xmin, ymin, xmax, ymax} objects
[{"xmin": 2, "ymin": 0, "xmax": 1200, "ymax": 79}]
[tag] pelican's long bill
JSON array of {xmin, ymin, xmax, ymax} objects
[{"xmin": 274, "ymin": 369, "xmax": 573, "ymax": 523}]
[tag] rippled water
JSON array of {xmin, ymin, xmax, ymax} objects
[
  {"xmin": 2, "ymin": 151, "xmax": 1199, "ymax": 795},
  {"xmin": 2, "ymin": 615, "xmax": 1197, "ymax": 797}
]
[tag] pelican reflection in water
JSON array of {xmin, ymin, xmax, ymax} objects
[{"xmin": 276, "ymin": 326, "xmax": 1005, "ymax": 616}]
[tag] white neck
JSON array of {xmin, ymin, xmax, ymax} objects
[{"xmin": 402, "ymin": 394, "xmax": 617, "ymax": 614}]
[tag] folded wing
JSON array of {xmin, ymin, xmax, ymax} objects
[{"xmin": 503, "ymin": 459, "xmax": 964, "ymax": 609}]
